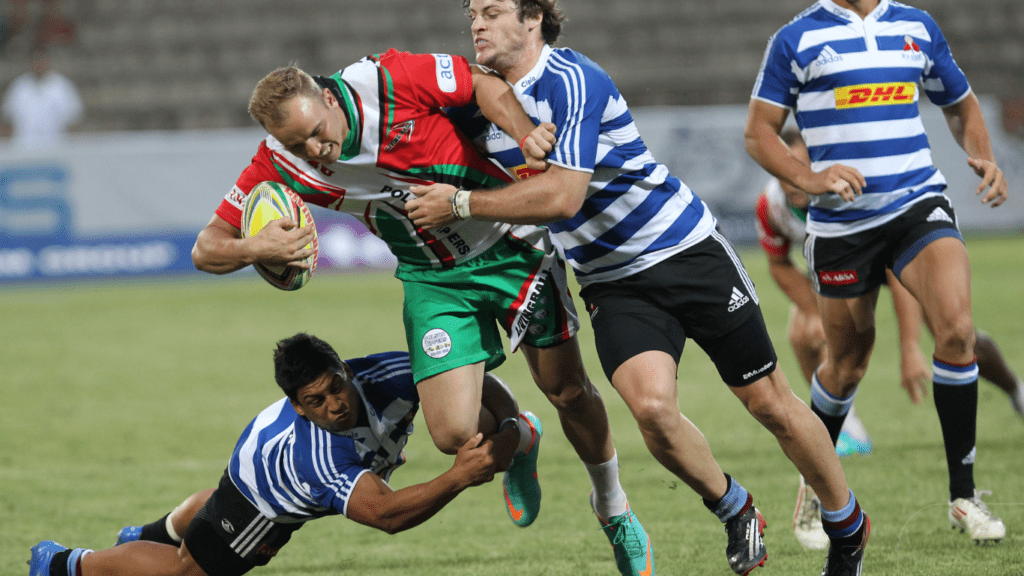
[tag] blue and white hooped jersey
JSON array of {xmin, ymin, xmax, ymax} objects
[
  {"xmin": 228, "ymin": 351, "xmax": 417, "ymax": 523},
  {"xmin": 752, "ymin": 0, "xmax": 971, "ymax": 237},
  {"xmin": 461, "ymin": 45, "xmax": 715, "ymax": 286}
]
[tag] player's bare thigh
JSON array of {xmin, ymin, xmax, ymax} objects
[
  {"xmin": 895, "ymin": 236, "xmax": 974, "ymax": 361},
  {"xmin": 416, "ymin": 362, "xmax": 486, "ymax": 454}
]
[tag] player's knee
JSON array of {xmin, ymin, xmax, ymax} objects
[
  {"xmin": 428, "ymin": 427, "xmax": 474, "ymax": 455},
  {"xmin": 741, "ymin": 387, "xmax": 787, "ymax": 432},
  {"xmin": 542, "ymin": 374, "xmax": 592, "ymax": 412},
  {"xmin": 629, "ymin": 395, "xmax": 678, "ymax": 434},
  {"xmin": 934, "ymin": 316, "xmax": 976, "ymax": 357}
]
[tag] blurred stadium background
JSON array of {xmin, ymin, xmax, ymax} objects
[
  {"xmin": 2, "ymin": 1, "xmax": 1023, "ymax": 574},
  {"xmin": 1, "ymin": 0, "xmax": 1022, "ymax": 283}
]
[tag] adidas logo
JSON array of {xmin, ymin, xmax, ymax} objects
[
  {"xmin": 927, "ymin": 207, "xmax": 954, "ymax": 224},
  {"xmin": 962, "ymin": 446, "xmax": 977, "ymax": 466},
  {"xmin": 728, "ymin": 287, "xmax": 750, "ymax": 313},
  {"xmin": 815, "ymin": 45, "xmax": 843, "ymax": 66}
]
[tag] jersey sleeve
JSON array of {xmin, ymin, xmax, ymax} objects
[
  {"xmin": 381, "ymin": 50, "xmax": 475, "ymax": 111},
  {"xmin": 920, "ymin": 15, "xmax": 971, "ymax": 107},
  {"xmin": 752, "ymin": 32, "xmax": 799, "ymax": 109},
  {"xmin": 546, "ymin": 62, "xmax": 607, "ymax": 172},
  {"xmin": 303, "ymin": 435, "xmax": 373, "ymax": 518},
  {"xmin": 214, "ymin": 141, "xmax": 284, "ymax": 229},
  {"xmin": 755, "ymin": 190, "xmax": 791, "ymax": 258}
]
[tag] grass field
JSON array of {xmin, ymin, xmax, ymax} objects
[{"xmin": 3, "ymin": 235, "xmax": 1023, "ymax": 575}]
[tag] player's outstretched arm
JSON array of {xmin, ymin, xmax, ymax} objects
[
  {"xmin": 942, "ymin": 93, "xmax": 1008, "ymax": 207},
  {"xmin": 345, "ymin": 433, "xmax": 496, "ymax": 535},
  {"xmin": 408, "ymin": 164, "xmax": 589, "ymax": 229},
  {"xmin": 192, "ymin": 214, "xmax": 315, "ymax": 274},
  {"xmin": 745, "ymin": 100, "xmax": 865, "ymax": 201}
]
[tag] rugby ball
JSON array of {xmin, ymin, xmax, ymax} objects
[{"xmin": 240, "ymin": 181, "xmax": 318, "ymax": 291}]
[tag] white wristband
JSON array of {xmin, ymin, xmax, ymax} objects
[{"xmin": 453, "ymin": 188, "xmax": 472, "ymax": 220}]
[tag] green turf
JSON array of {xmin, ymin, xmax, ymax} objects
[{"xmin": 3, "ymin": 236, "xmax": 1023, "ymax": 575}]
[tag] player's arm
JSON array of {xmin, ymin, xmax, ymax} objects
[
  {"xmin": 470, "ymin": 66, "xmax": 554, "ymax": 170},
  {"xmin": 885, "ymin": 269, "xmax": 930, "ymax": 404},
  {"xmin": 191, "ymin": 214, "xmax": 315, "ymax": 274},
  {"xmin": 767, "ymin": 251, "xmax": 818, "ymax": 316},
  {"xmin": 941, "ymin": 92, "xmax": 1008, "ymax": 207},
  {"xmin": 344, "ymin": 433, "xmax": 496, "ymax": 535},
  {"xmin": 744, "ymin": 100, "xmax": 865, "ymax": 201},
  {"xmin": 408, "ymin": 164, "xmax": 589, "ymax": 228}
]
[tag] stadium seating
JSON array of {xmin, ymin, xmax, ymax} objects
[{"xmin": 1, "ymin": 0, "xmax": 1021, "ymax": 132}]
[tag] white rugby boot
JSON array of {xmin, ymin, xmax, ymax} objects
[
  {"xmin": 949, "ymin": 490, "xmax": 1006, "ymax": 544},
  {"xmin": 792, "ymin": 475, "xmax": 829, "ymax": 550}
]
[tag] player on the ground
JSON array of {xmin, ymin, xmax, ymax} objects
[
  {"xmin": 757, "ymin": 127, "xmax": 1024, "ymax": 550},
  {"xmin": 189, "ymin": 51, "xmax": 651, "ymax": 574},
  {"xmin": 406, "ymin": 2, "xmax": 870, "ymax": 574},
  {"xmin": 746, "ymin": 0, "xmax": 1008, "ymax": 547},
  {"xmin": 28, "ymin": 333, "xmax": 499, "ymax": 576}
]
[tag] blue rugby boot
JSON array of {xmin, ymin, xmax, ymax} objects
[
  {"xmin": 115, "ymin": 525, "xmax": 143, "ymax": 546},
  {"xmin": 29, "ymin": 541, "xmax": 91, "ymax": 576}
]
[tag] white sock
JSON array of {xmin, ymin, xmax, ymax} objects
[
  {"xmin": 166, "ymin": 502, "xmax": 187, "ymax": 542},
  {"xmin": 839, "ymin": 404, "xmax": 870, "ymax": 443},
  {"xmin": 586, "ymin": 452, "xmax": 629, "ymax": 519}
]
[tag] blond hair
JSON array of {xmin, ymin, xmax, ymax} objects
[{"xmin": 248, "ymin": 66, "xmax": 322, "ymax": 129}]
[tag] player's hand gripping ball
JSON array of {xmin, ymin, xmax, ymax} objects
[{"xmin": 241, "ymin": 181, "xmax": 318, "ymax": 291}]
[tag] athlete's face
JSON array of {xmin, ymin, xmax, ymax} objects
[
  {"xmin": 467, "ymin": 0, "xmax": 540, "ymax": 76},
  {"xmin": 291, "ymin": 363, "xmax": 361, "ymax": 434},
  {"xmin": 270, "ymin": 89, "xmax": 348, "ymax": 164},
  {"xmin": 781, "ymin": 138, "xmax": 812, "ymax": 209}
]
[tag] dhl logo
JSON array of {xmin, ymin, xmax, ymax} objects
[{"xmin": 835, "ymin": 82, "xmax": 915, "ymax": 109}]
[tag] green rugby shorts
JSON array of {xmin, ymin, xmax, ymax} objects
[{"xmin": 398, "ymin": 226, "xmax": 579, "ymax": 382}]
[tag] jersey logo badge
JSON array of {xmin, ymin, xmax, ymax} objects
[
  {"xmin": 422, "ymin": 328, "xmax": 452, "ymax": 359},
  {"xmin": 432, "ymin": 54, "xmax": 457, "ymax": 93},
  {"xmin": 814, "ymin": 45, "xmax": 844, "ymax": 67},
  {"xmin": 902, "ymin": 35, "xmax": 921, "ymax": 52},
  {"xmin": 835, "ymin": 82, "xmax": 915, "ymax": 109},
  {"xmin": 384, "ymin": 120, "xmax": 415, "ymax": 152}
]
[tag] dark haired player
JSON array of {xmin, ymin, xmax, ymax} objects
[{"xmin": 29, "ymin": 333, "xmax": 501, "ymax": 576}]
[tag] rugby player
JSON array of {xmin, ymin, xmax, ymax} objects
[
  {"xmin": 746, "ymin": 0, "xmax": 1008, "ymax": 552},
  {"xmin": 29, "ymin": 333, "xmax": 498, "ymax": 576},
  {"xmin": 406, "ymin": 2, "xmax": 870, "ymax": 574},
  {"xmin": 757, "ymin": 127, "xmax": 1023, "ymax": 550}
]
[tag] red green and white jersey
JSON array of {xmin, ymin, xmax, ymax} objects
[
  {"xmin": 755, "ymin": 178, "xmax": 807, "ymax": 259},
  {"xmin": 215, "ymin": 50, "xmax": 517, "ymax": 271}
]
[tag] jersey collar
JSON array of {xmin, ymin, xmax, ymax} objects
[
  {"xmin": 512, "ymin": 43, "xmax": 553, "ymax": 93},
  {"xmin": 315, "ymin": 75, "xmax": 363, "ymax": 161},
  {"xmin": 818, "ymin": 0, "xmax": 889, "ymax": 22}
]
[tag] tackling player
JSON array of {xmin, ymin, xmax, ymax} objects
[
  {"xmin": 756, "ymin": 127, "xmax": 1024, "ymax": 551},
  {"xmin": 746, "ymin": 0, "xmax": 1008, "ymax": 551},
  {"xmin": 189, "ymin": 51, "xmax": 651, "ymax": 573},
  {"xmin": 28, "ymin": 333, "xmax": 499, "ymax": 576},
  {"xmin": 406, "ymin": 2, "xmax": 870, "ymax": 574}
]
